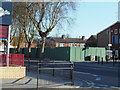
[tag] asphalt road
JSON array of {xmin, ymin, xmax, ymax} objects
[
  {"xmin": 74, "ymin": 62, "xmax": 120, "ymax": 88},
  {"xmin": 25, "ymin": 60, "xmax": 120, "ymax": 88}
]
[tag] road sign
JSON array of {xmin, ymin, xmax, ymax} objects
[{"xmin": 0, "ymin": 2, "xmax": 12, "ymax": 25}]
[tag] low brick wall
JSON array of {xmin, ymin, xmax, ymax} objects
[{"xmin": 0, "ymin": 67, "xmax": 26, "ymax": 78}]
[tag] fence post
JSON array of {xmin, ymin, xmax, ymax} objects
[
  {"xmin": 37, "ymin": 64, "xmax": 39, "ymax": 89},
  {"xmin": 22, "ymin": 54, "xmax": 24, "ymax": 66},
  {"xmin": 70, "ymin": 62, "xmax": 74, "ymax": 85},
  {"xmin": 28, "ymin": 58, "xmax": 30, "ymax": 71},
  {"xmin": 52, "ymin": 60, "xmax": 55, "ymax": 76},
  {"xmin": 98, "ymin": 57, "xmax": 100, "ymax": 64},
  {"xmin": 101, "ymin": 57, "xmax": 103, "ymax": 64},
  {"xmin": 113, "ymin": 55, "xmax": 115, "ymax": 66}
]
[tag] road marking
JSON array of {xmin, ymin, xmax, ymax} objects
[
  {"xmin": 76, "ymin": 78, "xmax": 95, "ymax": 87},
  {"xmin": 74, "ymin": 71, "xmax": 101, "ymax": 81},
  {"xmin": 95, "ymin": 77, "xmax": 101, "ymax": 81}
]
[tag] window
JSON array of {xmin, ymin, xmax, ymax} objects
[
  {"xmin": 114, "ymin": 29, "xmax": 118, "ymax": 34},
  {"xmin": 119, "ymin": 29, "xmax": 120, "ymax": 33},
  {"xmin": 112, "ymin": 35, "xmax": 118, "ymax": 44}
]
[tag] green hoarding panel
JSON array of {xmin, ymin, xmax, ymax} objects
[
  {"xmin": 70, "ymin": 47, "xmax": 84, "ymax": 62},
  {"xmin": 84, "ymin": 47, "xmax": 106, "ymax": 61},
  {"xmin": 10, "ymin": 48, "xmax": 16, "ymax": 53},
  {"xmin": 10, "ymin": 47, "xmax": 106, "ymax": 61},
  {"xmin": 44, "ymin": 47, "xmax": 70, "ymax": 60},
  {"xmin": 54, "ymin": 47, "xmax": 70, "ymax": 60},
  {"xmin": 36, "ymin": 48, "xmax": 41, "ymax": 58},
  {"xmin": 30, "ymin": 48, "xmax": 37, "ymax": 58},
  {"xmin": 23, "ymin": 48, "xmax": 29, "ymax": 57}
]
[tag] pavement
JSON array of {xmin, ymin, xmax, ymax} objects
[
  {"xmin": 1, "ymin": 60, "xmax": 120, "ymax": 89},
  {"xmin": 1, "ymin": 70, "xmax": 80, "ymax": 89}
]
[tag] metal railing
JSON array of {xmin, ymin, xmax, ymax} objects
[{"xmin": 37, "ymin": 62, "xmax": 74, "ymax": 89}]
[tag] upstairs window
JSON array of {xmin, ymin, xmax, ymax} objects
[{"xmin": 114, "ymin": 29, "xmax": 118, "ymax": 34}]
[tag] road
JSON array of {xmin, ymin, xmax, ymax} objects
[
  {"xmin": 25, "ymin": 60, "xmax": 120, "ymax": 88},
  {"xmin": 74, "ymin": 62, "xmax": 120, "ymax": 88}
]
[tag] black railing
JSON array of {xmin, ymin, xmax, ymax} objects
[{"xmin": 37, "ymin": 62, "xmax": 74, "ymax": 89}]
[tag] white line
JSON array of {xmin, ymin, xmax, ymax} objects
[
  {"xmin": 95, "ymin": 77, "xmax": 101, "ymax": 81},
  {"xmin": 74, "ymin": 71, "xmax": 101, "ymax": 81},
  {"xmin": 74, "ymin": 71, "xmax": 98, "ymax": 77}
]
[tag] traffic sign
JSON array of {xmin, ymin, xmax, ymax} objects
[{"xmin": 0, "ymin": 2, "xmax": 12, "ymax": 25}]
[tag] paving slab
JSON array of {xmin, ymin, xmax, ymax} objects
[{"xmin": 1, "ymin": 71, "xmax": 80, "ymax": 89}]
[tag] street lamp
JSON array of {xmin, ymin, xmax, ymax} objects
[{"xmin": 108, "ymin": 30, "xmax": 112, "ymax": 60}]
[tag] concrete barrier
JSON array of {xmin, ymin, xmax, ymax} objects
[{"xmin": 0, "ymin": 67, "xmax": 26, "ymax": 78}]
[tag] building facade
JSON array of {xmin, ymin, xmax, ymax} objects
[
  {"xmin": 46, "ymin": 35, "xmax": 87, "ymax": 48},
  {"xmin": 97, "ymin": 21, "xmax": 120, "ymax": 57},
  {"xmin": 86, "ymin": 35, "xmax": 97, "ymax": 47}
]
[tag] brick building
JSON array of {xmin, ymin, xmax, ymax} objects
[
  {"xmin": 97, "ymin": 21, "xmax": 120, "ymax": 57},
  {"xmin": 46, "ymin": 35, "xmax": 87, "ymax": 47},
  {"xmin": 86, "ymin": 35, "xmax": 97, "ymax": 47}
]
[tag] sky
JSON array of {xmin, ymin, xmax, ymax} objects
[{"xmin": 49, "ymin": 1, "xmax": 119, "ymax": 38}]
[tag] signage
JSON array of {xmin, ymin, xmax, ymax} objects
[
  {"xmin": 0, "ymin": 2, "xmax": 12, "ymax": 25},
  {"xmin": 0, "ymin": 26, "xmax": 9, "ymax": 38}
]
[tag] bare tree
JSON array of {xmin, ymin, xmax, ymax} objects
[
  {"xmin": 12, "ymin": 3, "xmax": 36, "ymax": 53},
  {"xmin": 26, "ymin": 2, "xmax": 76, "ymax": 60},
  {"xmin": 12, "ymin": 2, "xmax": 76, "ymax": 61}
]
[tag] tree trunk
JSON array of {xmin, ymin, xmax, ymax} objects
[
  {"xmin": 16, "ymin": 43, "xmax": 20, "ymax": 53},
  {"xmin": 28, "ymin": 42, "xmax": 31, "ymax": 71},
  {"xmin": 39, "ymin": 37, "xmax": 46, "ymax": 61}
]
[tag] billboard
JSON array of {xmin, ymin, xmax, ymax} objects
[
  {"xmin": 0, "ymin": 2, "xmax": 12, "ymax": 25},
  {"xmin": 0, "ymin": 26, "xmax": 9, "ymax": 39}
]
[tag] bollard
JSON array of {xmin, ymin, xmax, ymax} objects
[
  {"xmin": 106, "ymin": 59, "xmax": 108, "ymax": 64},
  {"xmin": 98, "ymin": 57, "xmax": 100, "ymax": 64},
  {"xmin": 101, "ymin": 57, "xmax": 103, "ymax": 64},
  {"xmin": 28, "ymin": 58, "xmax": 30, "ymax": 72},
  {"xmin": 53, "ymin": 62, "xmax": 55, "ymax": 76},
  {"xmin": 113, "ymin": 55, "xmax": 115, "ymax": 66},
  {"xmin": 70, "ymin": 62, "xmax": 74, "ymax": 86},
  {"xmin": 37, "ymin": 64, "xmax": 39, "ymax": 89}
]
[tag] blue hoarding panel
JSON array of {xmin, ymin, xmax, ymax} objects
[{"xmin": 0, "ymin": 2, "xmax": 12, "ymax": 25}]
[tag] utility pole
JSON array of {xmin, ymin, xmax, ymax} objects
[{"xmin": 6, "ymin": 25, "xmax": 11, "ymax": 67}]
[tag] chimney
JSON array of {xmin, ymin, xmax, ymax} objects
[
  {"xmin": 61, "ymin": 35, "xmax": 66, "ymax": 39},
  {"xmin": 82, "ymin": 36, "xmax": 85, "ymax": 40}
]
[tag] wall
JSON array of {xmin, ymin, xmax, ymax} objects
[{"xmin": 97, "ymin": 30, "xmax": 109, "ymax": 48}]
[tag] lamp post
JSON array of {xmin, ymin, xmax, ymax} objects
[{"xmin": 108, "ymin": 30, "xmax": 112, "ymax": 60}]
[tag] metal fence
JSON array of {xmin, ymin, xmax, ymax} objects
[
  {"xmin": 0, "ymin": 54, "xmax": 24, "ymax": 66},
  {"xmin": 37, "ymin": 62, "xmax": 74, "ymax": 89}
]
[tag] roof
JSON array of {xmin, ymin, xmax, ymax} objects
[
  {"xmin": 87, "ymin": 35, "xmax": 97, "ymax": 41},
  {"xmin": 97, "ymin": 21, "xmax": 120, "ymax": 35},
  {"xmin": 91, "ymin": 35, "xmax": 97, "ymax": 39},
  {"xmin": 51, "ymin": 37, "xmax": 87, "ymax": 43}
]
